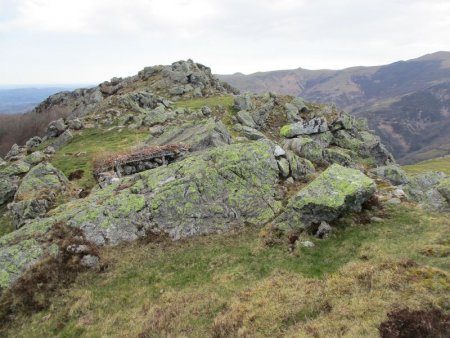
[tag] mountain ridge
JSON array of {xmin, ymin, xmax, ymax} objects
[{"xmin": 218, "ymin": 51, "xmax": 450, "ymax": 163}]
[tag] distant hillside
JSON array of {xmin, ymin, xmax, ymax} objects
[
  {"xmin": 0, "ymin": 86, "xmax": 89, "ymax": 114},
  {"xmin": 219, "ymin": 51, "xmax": 450, "ymax": 164}
]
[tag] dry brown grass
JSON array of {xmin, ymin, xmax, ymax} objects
[{"xmin": 211, "ymin": 260, "xmax": 450, "ymax": 338}]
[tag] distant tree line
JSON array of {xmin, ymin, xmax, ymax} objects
[{"xmin": 0, "ymin": 110, "xmax": 67, "ymax": 156}]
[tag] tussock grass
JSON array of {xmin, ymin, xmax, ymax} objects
[{"xmin": 4, "ymin": 204, "xmax": 450, "ymax": 337}]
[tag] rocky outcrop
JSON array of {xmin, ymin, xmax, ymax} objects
[
  {"xmin": 0, "ymin": 142, "xmax": 281, "ymax": 289},
  {"xmin": 147, "ymin": 118, "xmax": 232, "ymax": 151},
  {"xmin": 275, "ymin": 164, "xmax": 376, "ymax": 232}
]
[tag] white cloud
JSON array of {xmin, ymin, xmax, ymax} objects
[{"xmin": 0, "ymin": 0, "xmax": 450, "ymax": 83}]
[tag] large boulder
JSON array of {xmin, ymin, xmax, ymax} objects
[
  {"xmin": 147, "ymin": 118, "xmax": 232, "ymax": 151},
  {"xmin": 370, "ymin": 165, "xmax": 409, "ymax": 186},
  {"xmin": 276, "ymin": 164, "xmax": 376, "ymax": 232},
  {"xmin": 0, "ymin": 142, "xmax": 281, "ymax": 289},
  {"xmin": 14, "ymin": 162, "xmax": 69, "ymax": 202},
  {"xmin": 236, "ymin": 110, "xmax": 257, "ymax": 128},
  {"xmin": 11, "ymin": 162, "xmax": 69, "ymax": 228}
]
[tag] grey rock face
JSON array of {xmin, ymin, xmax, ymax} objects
[
  {"xmin": 370, "ymin": 165, "xmax": 409, "ymax": 186},
  {"xmin": 277, "ymin": 158, "xmax": 290, "ymax": 178},
  {"xmin": 235, "ymin": 125, "xmax": 266, "ymax": 140},
  {"xmin": 236, "ymin": 110, "xmax": 257, "ymax": 128},
  {"xmin": 51, "ymin": 130, "xmax": 74, "ymax": 151},
  {"xmin": 234, "ymin": 94, "xmax": 254, "ymax": 111}
]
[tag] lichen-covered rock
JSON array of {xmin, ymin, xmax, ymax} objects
[
  {"xmin": 277, "ymin": 158, "xmax": 290, "ymax": 178},
  {"xmin": 14, "ymin": 162, "xmax": 69, "ymax": 202},
  {"xmin": 4, "ymin": 144, "xmax": 26, "ymax": 161},
  {"xmin": 236, "ymin": 110, "xmax": 257, "ymax": 128},
  {"xmin": 280, "ymin": 117, "xmax": 328, "ymax": 138},
  {"xmin": 0, "ymin": 239, "xmax": 44, "ymax": 289},
  {"xmin": 286, "ymin": 151, "xmax": 315, "ymax": 181},
  {"xmin": 331, "ymin": 113, "xmax": 354, "ymax": 130},
  {"xmin": 147, "ymin": 118, "xmax": 231, "ymax": 151},
  {"xmin": 0, "ymin": 160, "xmax": 30, "ymax": 177},
  {"xmin": 287, "ymin": 137, "xmax": 323, "ymax": 164},
  {"xmin": 404, "ymin": 171, "xmax": 449, "ymax": 210},
  {"xmin": 10, "ymin": 199, "xmax": 49, "ymax": 228},
  {"xmin": 24, "ymin": 151, "xmax": 46, "ymax": 166},
  {"xmin": 0, "ymin": 142, "xmax": 281, "ymax": 290},
  {"xmin": 275, "ymin": 164, "xmax": 376, "ymax": 231},
  {"xmin": 323, "ymin": 147, "xmax": 353, "ymax": 167},
  {"xmin": 0, "ymin": 177, "xmax": 18, "ymax": 205},
  {"xmin": 370, "ymin": 165, "xmax": 409, "ymax": 185}
]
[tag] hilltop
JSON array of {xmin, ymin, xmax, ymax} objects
[
  {"xmin": 219, "ymin": 52, "xmax": 450, "ymax": 164},
  {"xmin": 0, "ymin": 60, "xmax": 449, "ymax": 337}
]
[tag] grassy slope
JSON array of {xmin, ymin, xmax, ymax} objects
[
  {"xmin": 403, "ymin": 155, "xmax": 450, "ymax": 176},
  {"xmin": 5, "ymin": 203, "xmax": 449, "ymax": 337}
]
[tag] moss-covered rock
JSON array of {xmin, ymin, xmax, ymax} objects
[
  {"xmin": 323, "ymin": 147, "xmax": 353, "ymax": 167},
  {"xmin": 288, "ymin": 137, "xmax": 323, "ymax": 164},
  {"xmin": 0, "ymin": 161, "xmax": 30, "ymax": 177},
  {"xmin": 276, "ymin": 164, "xmax": 376, "ymax": 231}
]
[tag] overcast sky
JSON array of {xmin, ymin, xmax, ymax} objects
[{"xmin": 0, "ymin": 0, "xmax": 449, "ymax": 85}]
